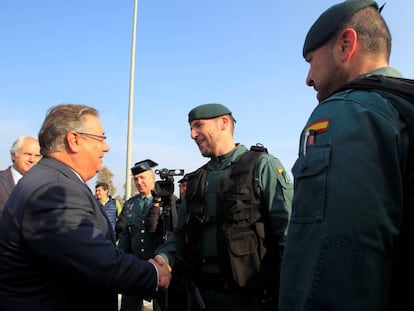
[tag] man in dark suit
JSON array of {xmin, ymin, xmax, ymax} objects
[
  {"xmin": 0, "ymin": 104, "xmax": 171, "ymax": 311},
  {"xmin": 0, "ymin": 135, "xmax": 41, "ymax": 216}
]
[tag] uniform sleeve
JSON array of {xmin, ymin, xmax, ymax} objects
[
  {"xmin": 117, "ymin": 202, "xmax": 130, "ymax": 250},
  {"xmin": 256, "ymin": 154, "xmax": 293, "ymax": 238},
  {"xmin": 155, "ymin": 196, "xmax": 189, "ymax": 267}
]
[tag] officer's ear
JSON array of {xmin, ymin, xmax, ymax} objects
[
  {"xmin": 336, "ymin": 28, "xmax": 358, "ymax": 61},
  {"xmin": 219, "ymin": 115, "xmax": 230, "ymax": 131}
]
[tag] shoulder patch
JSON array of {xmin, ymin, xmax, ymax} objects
[
  {"xmin": 277, "ymin": 167, "xmax": 291, "ymax": 184},
  {"xmin": 306, "ymin": 119, "xmax": 330, "ymax": 133}
]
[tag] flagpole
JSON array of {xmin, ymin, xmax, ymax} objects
[{"xmin": 125, "ymin": 0, "xmax": 139, "ymax": 199}]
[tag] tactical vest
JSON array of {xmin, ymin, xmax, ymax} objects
[{"xmin": 185, "ymin": 145, "xmax": 278, "ymax": 290}]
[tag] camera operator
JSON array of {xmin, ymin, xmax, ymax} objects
[
  {"xmin": 176, "ymin": 174, "xmax": 189, "ymax": 213},
  {"xmin": 118, "ymin": 159, "xmax": 171, "ymax": 311},
  {"xmin": 152, "ymin": 169, "xmax": 187, "ymax": 311}
]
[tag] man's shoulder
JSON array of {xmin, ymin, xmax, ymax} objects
[
  {"xmin": 0, "ymin": 167, "xmax": 13, "ymax": 195},
  {"xmin": 239, "ymin": 144, "xmax": 270, "ymax": 160},
  {"xmin": 0, "ymin": 167, "xmax": 12, "ymax": 178},
  {"xmin": 125, "ymin": 194, "xmax": 141, "ymax": 203}
]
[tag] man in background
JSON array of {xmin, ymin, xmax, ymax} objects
[
  {"xmin": 176, "ymin": 174, "xmax": 188, "ymax": 208},
  {"xmin": 0, "ymin": 135, "xmax": 41, "ymax": 217},
  {"xmin": 95, "ymin": 182, "xmax": 122, "ymax": 239},
  {"xmin": 118, "ymin": 159, "xmax": 170, "ymax": 311}
]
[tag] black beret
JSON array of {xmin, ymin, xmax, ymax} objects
[
  {"xmin": 131, "ymin": 159, "xmax": 158, "ymax": 175},
  {"xmin": 303, "ymin": 0, "xmax": 378, "ymax": 57},
  {"xmin": 188, "ymin": 103, "xmax": 234, "ymax": 123}
]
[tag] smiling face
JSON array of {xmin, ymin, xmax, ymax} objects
[
  {"xmin": 190, "ymin": 118, "xmax": 221, "ymax": 158},
  {"xmin": 75, "ymin": 114, "xmax": 110, "ymax": 181},
  {"xmin": 189, "ymin": 114, "xmax": 235, "ymax": 158}
]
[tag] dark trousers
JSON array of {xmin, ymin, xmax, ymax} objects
[
  {"xmin": 166, "ymin": 269, "xmax": 188, "ymax": 311},
  {"xmin": 120, "ymin": 295, "xmax": 143, "ymax": 311},
  {"xmin": 120, "ymin": 294, "xmax": 165, "ymax": 311},
  {"xmin": 187, "ymin": 288, "xmax": 275, "ymax": 311}
]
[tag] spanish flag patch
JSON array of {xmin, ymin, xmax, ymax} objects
[
  {"xmin": 306, "ymin": 119, "xmax": 330, "ymax": 134},
  {"xmin": 277, "ymin": 167, "xmax": 291, "ymax": 184}
]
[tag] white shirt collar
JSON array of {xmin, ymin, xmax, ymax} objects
[{"xmin": 10, "ymin": 166, "xmax": 22, "ymax": 185}]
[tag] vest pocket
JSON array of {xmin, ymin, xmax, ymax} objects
[{"xmin": 225, "ymin": 229, "xmax": 260, "ymax": 287}]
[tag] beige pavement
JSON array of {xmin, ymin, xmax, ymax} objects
[{"xmin": 143, "ymin": 300, "xmax": 153, "ymax": 311}]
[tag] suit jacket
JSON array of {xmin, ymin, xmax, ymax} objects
[
  {"xmin": 0, "ymin": 157, "xmax": 158, "ymax": 311},
  {"xmin": 0, "ymin": 166, "xmax": 15, "ymax": 218}
]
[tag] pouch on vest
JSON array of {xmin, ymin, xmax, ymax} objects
[{"xmin": 225, "ymin": 228, "xmax": 260, "ymax": 287}]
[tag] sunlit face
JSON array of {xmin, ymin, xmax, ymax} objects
[
  {"xmin": 305, "ymin": 44, "xmax": 347, "ymax": 102},
  {"xmin": 190, "ymin": 118, "xmax": 221, "ymax": 157},
  {"xmin": 133, "ymin": 170, "xmax": 155, "ymax": 196},
  {"xmin": 77, "ymin": 114, "xmax": 109, "ymax": 181},
  {"xmin": 95, "ymin": 186, "xmax": 109, "ymax": 201},
  {"xmin": 12, "ymin": 138, "xmax": 41, "ymax": 175}
]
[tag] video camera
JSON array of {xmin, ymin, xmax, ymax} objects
[{"xmin": 154, "ymin": 168, "xmax": 184, "ymax": 197}]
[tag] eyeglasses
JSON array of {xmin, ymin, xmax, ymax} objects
[{"xmin": 76, "ymin": 131, "xmax": 107, "ymax": 142}]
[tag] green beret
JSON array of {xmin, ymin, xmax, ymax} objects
[
  {"xmin": 303, "ymin": 0, "xmax": 378, "ymax": 57},
  {"xmin": 188, "ymin": 103, "xmax": 234, "ymax": 123}
]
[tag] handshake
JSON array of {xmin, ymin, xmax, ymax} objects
[{"xmin": 148, "ymin": 254, "xmax": 172, "ymax": 291}]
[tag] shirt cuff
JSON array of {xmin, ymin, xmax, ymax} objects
[{"xmin": 149, "ymin": 261, "xmax": 159, "ymax": 291}]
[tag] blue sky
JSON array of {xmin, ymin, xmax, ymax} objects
[{"xmin": 1, "ymin": 0, "xmax": 413, "ymax": 197}]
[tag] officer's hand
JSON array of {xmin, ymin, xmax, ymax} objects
[{"xmin": 149, "ymin": 255, "xmax": 172, "ymax": 291}]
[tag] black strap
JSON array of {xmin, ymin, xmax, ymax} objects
[{"xmin": 337, "ymin": 75, "xmax": 414, "ymax": 125}]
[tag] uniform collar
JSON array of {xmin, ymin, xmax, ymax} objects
[{"xmin": 366, "ymin": 66, "xmax": 403, "ymax": 78}]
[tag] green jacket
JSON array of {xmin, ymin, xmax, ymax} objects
[
  {"xmin": 118, "ymin": 194, "xmax": 164, "ymax": 260},
  {"xmin": 158, "ymin": 144, "xmax": 292, "ymax": 292},
  {"xmin": 280, "ymin": 67, "xmax": 411, "ymax": 310}
]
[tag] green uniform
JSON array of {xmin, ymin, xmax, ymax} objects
[
  {"xmin": 158, "ymin": 144, "xmax": 292, "ymax": 311},
  {"xmin": 118, "ymin": 194, "xmax": 165, "ymax": 311},
  {"xmin": 279, "ymin": 67, "xmax": 411, "ymax": 310}
]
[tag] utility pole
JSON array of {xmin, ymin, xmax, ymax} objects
[{"xmin": 125, "ymin": 0, "xmax": 139, "ymax": 199}]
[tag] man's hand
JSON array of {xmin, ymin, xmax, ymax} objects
[{"xmin": 148, "ymin": 255, "xmax": 172, "ymax": 291}]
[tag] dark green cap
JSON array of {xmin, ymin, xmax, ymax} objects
[
  {"xmin": 303, "ymin": 0, "xmax": 378, "ymax": 57},
  {"xmin": 188, "ymin": 103, "xmax": 234, "ymax": 123},
  {"xmin": 131, "ymin": 159, "xmax": 158, "ymax": 175},
  {"xmin": 178, "ymin": 174, "xmax": 189, "ymax": 184}
]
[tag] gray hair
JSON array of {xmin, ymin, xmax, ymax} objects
[
  {"xmin": 10, "ymin": 135, "xmax": 39, "ymax": 160},
  {"xmin": 38, "ymin": 104, "xmax": 99, "ymax": 156}
]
